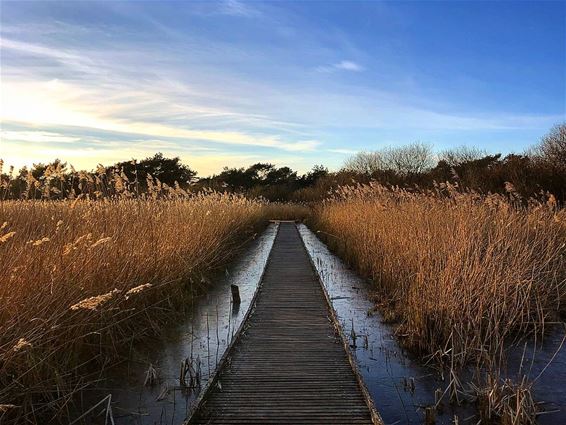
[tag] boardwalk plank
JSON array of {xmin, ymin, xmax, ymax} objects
[{"xmin": 188, "ymin": 222, "xmax": 376, "ymax": 424}]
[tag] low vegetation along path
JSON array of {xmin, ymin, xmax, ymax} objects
[{"xmin": 188, "ymin": 222, "xmax": 379, "ymax": 424}]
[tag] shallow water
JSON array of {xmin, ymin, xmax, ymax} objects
[
  {"xmin": 298, "ymin": 224, "xmax": 470, "ymax": 424},
  {"xmin": 504, "ymin": 326, "xmax": 566, "ymax": 424},
  {"xmin": 74, "ymin": 223, "xmax": 278, "ymax": 425},
  {"xmin": 75, "ymin": 222, "xmax": 565, "ymax": 424},
  {"xmin": 298, "ymin": 224, "xmax": 566, "ymax": 425}
]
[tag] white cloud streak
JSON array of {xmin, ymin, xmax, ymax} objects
[
  {"xmin": 316, "ymin": 60, "xmax": 365, "ymax": 73},
  {"xmin": 220, "ymin": 0, "xmax": 261, "ymax": 18},
  {"xmin": 334, "ymin": 60, "xmax": 364, "ymax": 71}
]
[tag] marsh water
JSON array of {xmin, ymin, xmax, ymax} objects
[
  {"xmin": 73, "ymin": 223, "xmax": 278, "ymax": 424},
  {"xmin": 76, "ymin": 223, "xmax": 565, "ymax": 424},
  {"xmin": 298, "ymin": 224, "xmax": 566, "ymax": 425}
]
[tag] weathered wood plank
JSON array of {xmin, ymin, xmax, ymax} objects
[{"xmin": 187, "ymin": 222, "xmax": 379, "ymax": 424}]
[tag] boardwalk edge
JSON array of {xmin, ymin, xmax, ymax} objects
[
  {"xmin": 297, "ymin": 223, "xmax": 384, "ymax": 425},
  {"xmin": 183, "ymin": 222, "xmax": 280, "ymax": 424}
]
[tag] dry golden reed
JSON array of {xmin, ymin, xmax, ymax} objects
[
  {"xmin": 0, "ymin": 192, "xmax": 267, "ymax": 418},
  {"xmin": 312, "ymin": 183, "xmax": 566, "ymax": 422},
  {"xmin": 313, "ymin": 183, "xmax": 566, "ymax": 368}
]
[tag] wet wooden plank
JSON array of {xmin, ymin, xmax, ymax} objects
[{"xmin": 187, "ymin": 222, "xmax": 379, "ymax": 424}]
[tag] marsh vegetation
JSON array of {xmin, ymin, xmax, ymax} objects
[
  {"xmin": 1, "ymin": 124, "xmax": 565, "ymax": 424},
  {"xmin": 0, "ymin": 187, "xmax": 268, "ymax": 422},
  {"xmin": 310, "ymin": 184, "xmax": 566, "ymax": 424}
]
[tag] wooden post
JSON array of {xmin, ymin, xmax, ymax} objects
[{"xmin": 231, "ymin": 284, "xmax": 241, "ymax": 305}]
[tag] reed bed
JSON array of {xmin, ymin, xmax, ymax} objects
[
  {"xmin": 0, "ymin": 193, "xmax": 267, "ymax": 421},
  {"xmin": 312, "ymin": 183, "xmax": 566, "ymax": 421},
  {"xmin": 262, "ymin": 202, "xmax": 311, "ymax": 221}
]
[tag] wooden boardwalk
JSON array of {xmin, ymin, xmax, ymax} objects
[{"xmin": 188, "ymin": 222, "xmax": 379, "ymax": 424}]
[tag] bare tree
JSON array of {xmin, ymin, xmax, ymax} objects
[
  {"xmin": 439, "ymin": 146, "xmax": 487, "ymax": 166},
  {"xmin": 534, "ymin": 123, "xmax": 566, "ymax": 170},
  {"xmin": 343, "ymin": 151, "xmax": 384, "ymax": 174},
  {"xmin": 344, "ymin": 143, "xmax": 434, "ymax": 176},
  {"xmin": 380, "ymin": 142, "xmax": 434, "ymax": 175}
]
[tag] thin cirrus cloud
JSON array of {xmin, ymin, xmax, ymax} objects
[
  {"xmin": 1, "ymin": 141, "xmax": 256, "ymax": 175},
  {"xmin": 0, "ymin": 0, "xmax": 563, "ymax": 175},
  {"xmin": 316, "ymin": 60, "xmax": 365, "ymax": 73},
  {"xmin": 1, "ymin": 130, "xmax": 80, "ymax": 144},
  {"xmin": 1, "ymin": 127, "xmax": 316, "ymax": 175},
  {"xmin": 220, "ymin": 0, "xmax": 262, "ymax": 17},
  {"xmin": 335, "ymin": 61, "xmax": 364, "ymax": 71},
  {"xmin": 0, "ymin": 38, "xmax": 322, "ymax": 157}
]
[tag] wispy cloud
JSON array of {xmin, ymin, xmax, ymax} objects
[
  {"xmin": 316, "ymin": 60, "xmax": 365, "ymax": 73},
  {"xmin": 328, "ymin": 148, "xmax": 358, "ymax": 155},
  {"xmin": 334, "ymin": 60, "xmax": 364, "ymax": 71},
  {"xmin": 0, "ymin": 137, "xmax": 215, "ymax": 173},
  {"xmin": 1, "ymin": 0, "xmax": 561, "ymax": 175},
  {"xmin": 1, "ymin": 127, "xmax": 316, "ymax": 175},
  {"xmin": 1, "ymin": 130, "xmax": 80, "ymax": 144},
  {"xmin": 0, "ymin": 37, "xmax": 99, "ymax": 77},
  {"xmin": 220, "ymin": 0, "xmax": 261, "ymax": 18},
  {"xmin": 0, "ymin": 40, "xmax": 322, "ymax": 153}
]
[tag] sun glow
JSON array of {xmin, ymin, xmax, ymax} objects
[{"xmin": 1, "ymin": 79, "xmax": 319, "ymax": 155}]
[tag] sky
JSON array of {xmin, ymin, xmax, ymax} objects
[{"xmin": 1, "ymin": 0, "xmax": 565, "ymax": 176}]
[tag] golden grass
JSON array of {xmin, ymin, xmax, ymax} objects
[
  {"xmin": 312, "ymin": 183, "xmax": 566, "ymax": 422},
  {"xmin": 0, "ymin": 193, "xmax": 267, "ymax": 418},
  {"xmin": 312, "ymin": 183, "xmax": 566, "ymax": 367},
  {"xmin": 262, "ymin": 202, "xmax": 312, "ymax": 221}
]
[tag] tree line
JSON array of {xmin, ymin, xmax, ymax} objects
[{"xmin": 1, "ymin": 123, "xmax": 564, "ymax": 203}]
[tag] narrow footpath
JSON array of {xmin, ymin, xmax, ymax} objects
[{"xmin": 188, "ymin": 222, "xmax": 378, "ymax": 424}]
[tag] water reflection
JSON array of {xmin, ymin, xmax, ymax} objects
[
  {"xmin": 75, "ymin": 223, "xmax": 278, "ymax": 425},
  {"xmin": 298, "ymin": 224, "xmax": 566, "ymax": 425}
]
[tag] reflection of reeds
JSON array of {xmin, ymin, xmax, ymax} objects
[
  {"xmin": 0, "ymin": 191, "xmax": 267, "ymax": 420},
  {"xmin": 312, "ymin": 183, "xmax": 566, "ymax": 422},
  {"xmin": 144, "ymin": 363, "xmax": 158, "ymax": 387}
]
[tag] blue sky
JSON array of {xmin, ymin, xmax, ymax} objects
[{"xmin": 1, "ymin": 0, "xmax": 564, "ymax": 176}]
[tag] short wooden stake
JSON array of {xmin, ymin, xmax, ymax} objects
[{"xmin": 231, "ymin": 284, "xmax": 241, "ymax": 305}]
